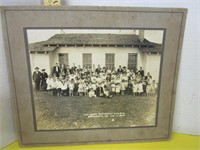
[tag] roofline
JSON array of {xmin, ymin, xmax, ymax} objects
[{"xmin": 28, "ymin": 33, "xmax": 163, "ymax": 53}]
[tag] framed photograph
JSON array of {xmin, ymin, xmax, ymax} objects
[{"xmin": 1, "ymin": 6, "xmax": 187, "ymax": 146}]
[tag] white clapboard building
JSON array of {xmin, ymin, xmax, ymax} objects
[{"xmin": 28, "ymin": 31, "xmax": 163, "ymax": 81}]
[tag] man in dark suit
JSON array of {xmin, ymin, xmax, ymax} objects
[
  {"xmin": 40, "ymin": 69, "xmax": 48, "ymax": 91},
  {"xmin": 138, "ymin": 67, "xmax": 144, "ymax": 77},
  {"xmin": 52, "ymin": 63, "xmax": 60, "ymax": 77},
  {"xmin": 95, "ymin": 65, "xmax": 101, "ymax": 75},
  {"xmin": 32, "ymin": 67, "xmax": 41, "ymax": 92},
  {"xmin": 70, "ymin": 63, "xmax": 77, "ymax": 74}
]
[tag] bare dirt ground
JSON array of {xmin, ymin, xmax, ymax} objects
[{"xmin": 33, "ymin": 92, "xmax": 157, "ymax": 130}]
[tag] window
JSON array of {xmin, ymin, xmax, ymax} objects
[
  {"xmin": 83, "ymin": 53, "xmax": 92, "ymax": 68},
  {"xmin": 105, "ymin": 53, "xmax": 115, "ymax": 69},
  {"xmin": 128, "ymin": 53, "xmax": 137, "ymax": 71},
  {"xmin": 58, "ymin": 53, "xmax": 68, "ymax": 66}
]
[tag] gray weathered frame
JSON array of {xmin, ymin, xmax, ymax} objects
[{"xmin": 1, "ymin": 6, "xmax": 187, "ymax": 146}]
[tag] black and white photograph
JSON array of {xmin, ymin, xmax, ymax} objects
[{"xmin": 26, "ymin": 29, "xmax": 164, "ymax": 130}]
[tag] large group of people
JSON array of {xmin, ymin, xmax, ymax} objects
[{"xmin": 32, "ymin": 63, "xmax": 158, "ymax": 98}]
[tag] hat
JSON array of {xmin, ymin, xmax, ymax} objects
[
  {"xmin": 41, "ymin": 69, "xmax": 45, "ymax": 71},
  {"xmin": 35, "ymin": 67, "xmax": 39, "ymax": 70}
]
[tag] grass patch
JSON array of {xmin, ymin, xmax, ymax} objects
[{"xmin": 34, "ymin": 92, "xmax": 157, "ymax": 130}]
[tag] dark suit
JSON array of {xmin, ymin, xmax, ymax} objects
[
  {"xmin": 41, "ymin": 72, "xmax": 48, "ymax": 90},
  {"xmin": 117, "ymin": 68, "xmax": 123, "ymax": 74},
  {"xmin": 70, "ymin": 66, "xmax": 77, "ymax": 74},
  {"xmin": 127, "ymin": 82, "xmax": 133, "ymax": 95},
  {"xmin": 95, "ymin": 68, "xmax": 101, "ymax": 75},
  {"xmin": 52, "ymin": 66, "xmax": 60, "ymax": 77},
  {"xmin": 32, "ymin": 71, "xmax": 41, "ymax": 92},
  {"xmin": 138, "ymin": 70, "xmax": 144, "ymax": 77},
  {"xmin": 96, "ymin": 86, "xmax": 104, "ymax": 97}
]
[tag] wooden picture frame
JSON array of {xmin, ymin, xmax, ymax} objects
[{"xmin": 1, "ymin": 6, "xmax": 187, "ymax": 146}]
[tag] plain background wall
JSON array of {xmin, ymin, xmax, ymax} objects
[{"xmin": 0, "ymin": 0, "xmax": 199, "ymax": 148}]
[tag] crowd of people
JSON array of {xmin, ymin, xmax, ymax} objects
[{"xmin": 32, "ymin": 63, "xmax": 158, "ymax": 98}]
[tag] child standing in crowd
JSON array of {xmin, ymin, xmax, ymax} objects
[
  {"xmin": 50, "ymin": 77, "xmax": 57, "ymax": 96},
  {"xmin": 55, "ymin": 77, "xmax": 62, "ymax": 97},
  {"xmin": 46, "ymin": 75, "xmax": 53, "ymax": 95},
  {"xmin": 148, "ymin": 76, "xmax": 153, "ymax": 85},
  {"xmin": 121, "ymin": 73, "xmax": 128, "ymax": 88},
  {"xmin": 83, "ymin": 82, "xmax": 89, "ymax": 96},
  {"xmin": 146, "ymin": 83, "xmax": 151, "ymax": 97},
  {"xmin": 68, "ymin": 79, "xmax": 75, "ymax": 96},
  {"xmin": 149, "ymin": 80, "xmax": 158, "ymax": 96},
  {"xmin": 152, "ymin": 80, "xmax": 158, "ymax": 95},
  {"xmin": 115, "ymin": 83, "xmax": 121, "ymax": 96},
  {"xmin": 142, "ymin": 81, "xmax": 147, "ymax": 96},
  {"xmin": 137, "ymin": 81, "xmax": 144, "ymax": 96},
  {"xmin": 120, "ymin": 80, "xmax": 126, "ymax": 95},
  {"xmin": 132, "ymin": 80, "xmax": 137, "ymax": 96},
  {"xmin": 78, "ymin": 81, "xmax": 84, "ymax": 96},
  {"xmin": 60, "ymin": 79, "xmax": 68, "ymax": 96},
  {"xmin": 73, "ymin": 81, "xmax": 79, "ymax": 96},
  {"xmin": 127, "ymin": 80, "xmax": 133, "ymax": 95}
]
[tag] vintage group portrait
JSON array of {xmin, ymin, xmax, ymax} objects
[
  {"xmin": 27, "ymin": 29, "xmax": 164, "ymax": 130},
  {"xmin": 1, "ymin": 6, "xmax": 187, "ymax": 146}
]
